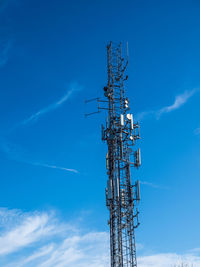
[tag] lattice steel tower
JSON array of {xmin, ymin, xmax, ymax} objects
[{"xmin": 101, "ymin": 42, "xmax": 141, "ymax": 267}]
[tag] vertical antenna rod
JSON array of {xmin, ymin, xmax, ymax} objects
[{"xmin": 102, "ymin": 42, "xmax": 141, "ymax": 267}]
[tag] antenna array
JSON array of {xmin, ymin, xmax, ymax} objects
[{"xmin": 102, "ymin": 42, "xmax": 141, "ymax": 267}]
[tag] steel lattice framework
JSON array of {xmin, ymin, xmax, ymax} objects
[{"xmin": 101, "ymin": 42, "xmax": 141, "ymax": 267}]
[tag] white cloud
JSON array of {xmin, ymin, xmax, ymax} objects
[
  {"xmin": 140, "ymin": 180, "xmax": 169, "ymax": 190},
  {"xmin": 136, "ymin": 88, "xmax": 199, "ymax": 121},
  {"xmin": 0, "ymin": 213, "xmax": 50, "ymax": 255},
  {"xmin": 32, "ymin": 162, "xmax": 79, "ymax": 174},
  {"xmin": 0, "ymin": 209, "xmax": 68, "ymax": 257},
  {"xmin": 0, "ymin": 140, "xmax": 79, "ymax": 174},
  {"xmin": 0, "ymin": 208, "xmax": 109, "ymax": 267},
  {"xmin": 0, "ymin": 208, "xmax": 200, "ymax": 267},
  {"xmin": 157, "ymin": 89, "xmax": 198, "ymax": 117},
  {"xmin": 138, "ymin": 252, "xmax": 200, "ymax": 267},
  {"xmin": 20, "ymin": 82, "xmax": 82, "ymax": 126}
]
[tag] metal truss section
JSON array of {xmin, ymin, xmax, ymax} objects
[{"xmin": 102, "ymin": 42, "xmax": 141, "ymax": 267}]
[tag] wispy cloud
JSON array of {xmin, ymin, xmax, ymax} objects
[
  {"xmin": 157, "ymin": 89, "xmax": 198, "ymax": 117},
  {"xmin": 0, "ymin": 139, "xmax": 78, "ymax": 174},
  {"xmin": 31, "ymin": 162, "xmax": 79, "ymax": 174},
  {"xmin": 0, "ymin": 39, "xmax": 12, "ymax": 67},
  {"xmin": 0, "ymin": 82, "xmax": 82, "ymax": 173},
  {"xmin": 0, "ymin": 208, "xmax": 109, "ymax": 267},
  {"xmin": 19, "ymin": 82, "xmax": 82, "ymax": 127},
  {"xmin": 0, "ymin": 212, "xmax": 54, "ymax": 256},
  {"xmin": 194, "ymin": 128, "xmax": 200, "ymax": 136},
  {"xmin": 138, "ymin": 252, "xmax": 200, "ymax": 267},
  {"xmin": 0, "ymin": 208, "xmax": 199, "ymax": 267},
  {"xmin": 140, "ymin": 180, "xmax": 169, "ymax": 190},
  {"xmin": 136, "ymin": 88, "xmax": 199, "ymax": 121}
]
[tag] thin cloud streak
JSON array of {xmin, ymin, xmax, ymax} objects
[
  {"xmin": 136, "ymin": 88, "xmax": 199, "ymax": 121},
  {"xmin": 140, "ymin": 180, "xmax": 169, "ymax": 190},
  {"xmin": 0, "ymin": 39, "xmax": 12, "ymax": 67},
  {"xmin": 21, "ymin": 82, "xmax": 81, "ymax": 126},
  {"xmin": 157, "ymin": 88, "xmax": 198, "ymax": 117},
  {"xmin": 194, "ymin": 128, "xmax": 200, "ymax": 135},
  {"xmin": 32, "ymin": 162, "xmax": 79, "ymax": 174},
  {"xmin": 0, "ymin": 139, "xmax": 79, "ymax": 174}
]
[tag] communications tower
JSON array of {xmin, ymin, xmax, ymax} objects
[{"xmin": 101, "ymin": 42, "xmax": 141, "ymax": 267}]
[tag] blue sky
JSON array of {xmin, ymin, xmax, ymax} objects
[{"xmin": 0, "ymin": 0, "xmax": 200, "ymax": 266}]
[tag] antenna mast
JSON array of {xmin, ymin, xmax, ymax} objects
[{"xmin": 102, "ymin": 42, "xmax": 141, "ymax": 267}]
